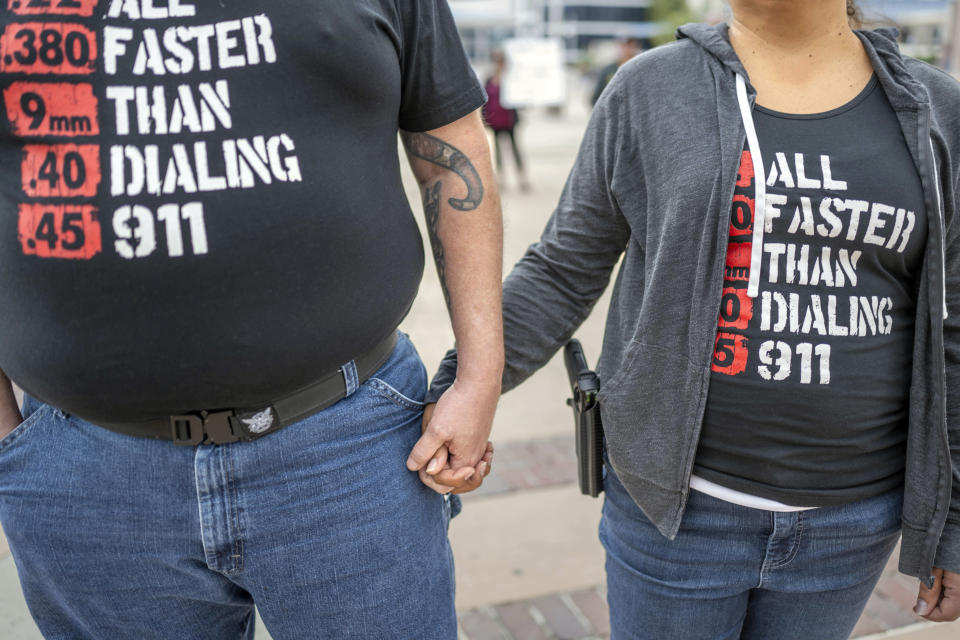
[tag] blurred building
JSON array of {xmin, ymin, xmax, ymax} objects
[
  {"xmin": 449, "ymin": 0, "xmax": 658, "ymax": 62},
  {"xmin": 449, "ymin": 1, "xmax": 958, "ymax": 71},
  {"xmin": 949, "ymin": 0, "xmax": 960, "ymax": 72},
  {"xmin": 861, "ymin": 0, "xmax": 954, "ymax": 61}
]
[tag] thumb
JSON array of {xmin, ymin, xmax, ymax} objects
[
  {"xmin": 407, "ymin": 428, "xmax": 446, "ymax": 471},
  {"xmin": 915, "ymin": 568, "xmax": 943, "ymax": 617},
  {"xmin": 422, "ymin": 402, "xmax": 436, "ymax": 427}
]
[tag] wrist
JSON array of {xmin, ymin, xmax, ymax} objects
[{"xmin": 453, "ymin": 360, "xmax": 503, "ymax": 391}]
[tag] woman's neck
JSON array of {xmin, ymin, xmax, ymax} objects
[
  {"xmin": 730, "ymin": 0, "xmax": 853, "ymax": 53},
  {"xmin": 728, "ymin": 1, "xmax": 874, "ymax": 113}
]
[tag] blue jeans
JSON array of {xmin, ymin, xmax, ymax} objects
[
  {"xmin": 600, "ymin": 464, "xmax": 902, "ymax": 640},
  {"xmin": 0, "ymin": 333, "xmax": 458, "ymax": 640}
]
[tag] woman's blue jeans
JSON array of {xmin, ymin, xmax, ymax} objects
[
  {"xmin": 600, "ymin": 463, "xmax": 903, "ymax": 640},
  {"xmin": 0, "ymin": 333, "xmax": 458, "ymax": 639}
]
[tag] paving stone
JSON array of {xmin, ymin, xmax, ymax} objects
[
  {"xmin": 459, "ymin": 609, "xmax": 509, "ymax": 640},
  {"xmin": 877, "ymin": 572, "xmax": 922, "ymax": 612},
  {"xmin": 868, "ymin": 592, "xmax": 922, "ymax": 631},
  {"xmin": 498, "ymin": 467, "xmax": 538, "ymax": 490},
  {"xmin": 450, "ymin": 486, "xmax": 605, "ymax": 609},
  {"xmin": 851, "ymin": 611, "xmax": 887, "ymax": 638},
  {"xmin": 0, "ymin": 557, "xmax": 42, "ymax": 640},
  {"xmin": 883, "ymin": 543, "xmax": 901, "ymax": 572},
  {"xmin": 569, "ymin": 587, "xmax": 611, "ymax": 636},
  {"xmin": 495, "ymin": 602, "xmax": 550, "ymax": 640},
  {"xmin": 531, "ymin": 594, "xmax": 589, "ymax": 640},
  {"xmin": 463, "ymin": 473, "xmax": 511, "ymax": 500},
  {"xmin": 459, "ymin": 435, "xmax": 578, "ymax": 499}
]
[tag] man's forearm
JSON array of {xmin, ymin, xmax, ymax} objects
[{"xmin": 401, "ymin": 111, "xmax": 504, "ymax": 383}]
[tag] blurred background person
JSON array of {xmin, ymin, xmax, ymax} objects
[
  {"xmin": 591, "ymin": 38, "xmax": 644, "ymax": 105},
  {"xmin": 484, "ymin": 50, "xmax": 532, "ymax": 192}
]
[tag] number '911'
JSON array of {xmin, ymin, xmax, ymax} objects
[
  {"xmin": 112, "ymin": 202, "xmax": 207, "ymax": 259},
  {"xmin": 758, "ymin": 341, "xmax": 832, "ymax": 385}
]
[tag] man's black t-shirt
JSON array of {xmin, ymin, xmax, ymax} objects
[
  {"xmin": 0, "ymin": 1, "xmax": 485, "ymax": 422},
  {"xmin": 696, "ymin": 77, "xmax": 927, "ymax": 506}
]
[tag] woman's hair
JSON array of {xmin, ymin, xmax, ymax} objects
[{"xmin": 847, "ymin": 0, "xmax": 863, "ymax": 28}]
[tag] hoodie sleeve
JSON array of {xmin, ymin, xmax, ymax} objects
[
  {"xmin": 935, "ymin": 166, "xmax": 960, "ymax": 573},
  {"xmin": 425, "ymin": 70, "xmax": 633, "ymax": 403}
]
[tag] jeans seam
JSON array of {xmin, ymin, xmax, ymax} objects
[
  {"xmin": 225, "ymin": 447, "xmax": 244, "ymax": 575},
  {"xmin": 764, "ymin": 514, "xmax": 804, "ymax": 572},
  {"xmin": 366, "ymin": 378, "xmax": 425, "ymax": 412},
  {"xmin": 0, "ymin": 404, "xmax": 51, "ymax": 453}
]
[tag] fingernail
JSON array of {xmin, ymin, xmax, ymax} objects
[
  {"xmin": 914, "ymin": 599, "xmax": 929, "ymax": 616},
  {"xmin": 427, "ymin": 460, "xmax": 438, "ymax": 474}
]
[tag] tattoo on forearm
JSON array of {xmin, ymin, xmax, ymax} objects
[
  {"xmin": 400, "ymin": 131, "xmax": 484, "ymax": 211},
  {"xmin": 423, "ymin": 181, "xmax": 452, "ymax": 310}
]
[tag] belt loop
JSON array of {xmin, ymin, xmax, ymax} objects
[{"xmin": 341, "ymin": 360, "xmax": 359, "ymax": 397}]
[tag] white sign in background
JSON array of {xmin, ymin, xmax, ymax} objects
[{"xmin": 501, "ymin": 38, "xmax": 567, "ymax": 108}]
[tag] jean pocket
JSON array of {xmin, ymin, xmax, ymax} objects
[
  {"xmin": 363, "ymin": 334, "xmax": 428, "ymax": 413},
  {"xmin": 366, "ymin": 377, "xmax": 426, "ymax": 413},
  {"xmin": 0, "ymin": 403, "xmax": 52, "ymax": 455}
]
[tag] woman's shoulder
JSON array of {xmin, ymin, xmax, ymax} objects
[
  {"xmin": 617, "ymin": 38, "xmax": 705, "ymax": 78},
  {"xmin": 904, "ymin": 58, "xmax": 960, "ymax": 134},
  {"xmin": 904, "ymin": 57, "xmax": 960, "ymax": 97},
  {"xmin": 607, "ymin": 38, "xmax": 713, "ymax": 104}
]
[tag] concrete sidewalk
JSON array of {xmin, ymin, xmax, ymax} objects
[{"xmin": 2, "ymin": 78, "xmax": 959, "ymax": 640}]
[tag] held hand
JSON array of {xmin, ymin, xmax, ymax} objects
[
  {"xmin": 418, "ymin": 438, "xmax": 494, "ymax": 495},
  {"xmin": 407, "ymin": 379, "xmax": 498, "ymax": 483},
  {"xmin": 915, "ymin": 568, "xmax": 960, "ymax": 622}
]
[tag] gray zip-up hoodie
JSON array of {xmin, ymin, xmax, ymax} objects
[{"xmin": 426, "ymin": 24, "xmax": 960, "ymax": 586}]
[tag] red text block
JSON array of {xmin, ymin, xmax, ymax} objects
[
  {"xmin": 729, "ymin": 195, "xmax": 754, "ymax": 236},
  {"xmin": 736, "ymin": 150, "xmax": 754, "ymax": 188},
  {"xmin": 723, "ymin": 241, "xmax": 752, "ymax": 283},
  {"xmin": 712, "ymin": 331, "xmax": 748, "ymax": 376},
  {"xmin": 0, "ymin": 22, "xmax": 97, "ymax": 75},
  {"xmin": 717, "ymin": 287, "xmax": 753, "ymax": 330},
  {"xmin": 21, "ymin": 143, "xmax": 101, "ymax": 197},
  {"xmin": 18, "ymin": 203, "xmax": 101, "ymax": 259},
  {"xmin": 6, "ymin": 0, "xmax": 99, "ymax": 16},
  {"xmin": 3, "ymin": 82, "xmax": 99, "ymax": 137}
]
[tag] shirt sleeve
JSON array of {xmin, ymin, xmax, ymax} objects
[
  {"xmin": 426, "ymin": 69, "xmax": 633, "ymax": 403},
  {"xmin": 395, "ymin": 0, "xmax": 487, "ymax": 132}
]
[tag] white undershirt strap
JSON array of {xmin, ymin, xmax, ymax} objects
[{"xmin": 690, "ymin": 474, "xmax": 818, "ymax": 512}]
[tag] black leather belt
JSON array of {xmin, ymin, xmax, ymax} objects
[{"xmin": 94, "ymin": 332, "xmax": 399, "ymax": 446}]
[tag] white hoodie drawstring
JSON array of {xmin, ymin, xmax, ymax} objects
[
  {"xmin": 735, "ymin": 74, "xmax": 767, "ymax": 299},
  {"xmin": 929, "ymin": 138, "xmax": 949, "ymax": 320}
]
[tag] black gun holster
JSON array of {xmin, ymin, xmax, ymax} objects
[{"xmin": 564, "ymin": 339, "xmax": 604, "ymax": 497}]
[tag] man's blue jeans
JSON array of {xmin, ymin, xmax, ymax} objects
[
  {"xmin": 600, "ymin": 462, "xmax": 903, "ymax": 640},
  {"xmin": 0, "ymin": 333, "xmax": 458, "ymax": 639}
]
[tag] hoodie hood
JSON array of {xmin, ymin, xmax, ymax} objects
[{"xmin": 675, "ymin": 23, "xmax": 747, "ymax": 80}]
